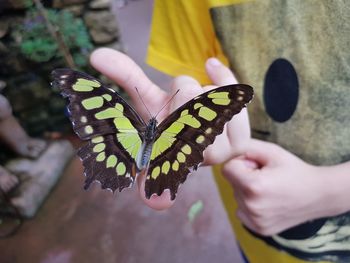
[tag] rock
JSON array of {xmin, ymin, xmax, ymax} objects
[
  {"xmin": 4, "ymin": 140, "xmax": 74, "ymax": 218},
  {"xmin": 106, "ymin": 40, "xmax": 124, "ymax": 52},
  {"xmin": 0, "ymin": 19, "xmax": 9, "ymax": 38},
  {"xmin": 53, "ymin": 0, "xmax": 88, "ymax": 8},
  {"xmin": 63, "ymin": 0, "xmax": 88, "ymax": 5},
  {"xmin": 0, "ymin": 41, "xmax": 8, "ymax": 54},
  {"xmin": 0, "ymin": 80, "xmax": 6, "ymax": 92},
  {"xmin": 84, "ymin": 11, "xmax": 119, "ymax": 44},
  {"xmin": 65, "ymin": 4, "xmax": 85, "ymax": 16},
  {"xmin": 52, "ymin": 0, "xmax": 63, "ymax": 8},
  {"xmin": 3, "ymin": 0, "xmax": 30, "ymax": 9},
  {"xmin": 0, "ymin": 53, "xmax": 27, "ymax": 74},
  {"xmin": 4, "ymin": 74, "xmax": 49, "ymax": 112},
  {"xmin": 89, "ymin": 0, "xmax": 111, "ymax": 9}
]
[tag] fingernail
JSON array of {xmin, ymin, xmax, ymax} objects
[{"xmin": 208, "ymin": 57, "xmax": 222, "ymax": 67}]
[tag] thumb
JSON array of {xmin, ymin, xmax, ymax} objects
[{"xmin": 205, "ymin": 58, "xmax": 238, "ymax": 86}]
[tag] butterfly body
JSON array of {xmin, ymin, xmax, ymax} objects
[
  {"xmin": 52, "ymin": 68, "xmax": 254, "ymax": 200},
  {"xmin": 136, "ymin": 117, "xmax": 158, "ymax": 171}
]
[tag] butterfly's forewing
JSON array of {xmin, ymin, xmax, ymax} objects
[
  {"xmin": 146, "ymin": 84, "xmax": 254, "ymax": 200},
  {"xmin": 52, "ymin": 69, "xmax": 145, "ymax": 192}
]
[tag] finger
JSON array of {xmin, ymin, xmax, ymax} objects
[
  {"xmin": 203, "ymin": 128, "xmax": 232, "ymax": 165},
  {"xmin": 236, "ymin": 209, "xmax": 258, "ymax": 233},
  {"xmin": 244, "ymin": 139, "xmax": 282, "ymax": 166},
  {"xmin": 222, "ymin": 158, "xmax": 256, "ymax": 187},
  {"xmin": 137, "ymin": 170, "xmax": 174, "ymax": 210},
  {"xmin": 205, "ymin": 58, "xmax": 238, "ymax": 86},
  {"xmin": 226, "ymin": 108, "xmax": 251, "ymax": 154},
  {"xmin": 90, "ymin": 48, "xmax": 168, "ymax": 116},
  {"xmin": 170, "ymin": 75, "xmax": 203, "ymax": 110}
]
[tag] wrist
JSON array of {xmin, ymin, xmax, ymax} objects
[{"xmin": 312, "ymin": 163, "xmax": 350, "ymax": 218}]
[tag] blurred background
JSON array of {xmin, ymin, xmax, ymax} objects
[{"xmin": 0, "ymin": 0, "xmax": 243, "ymax": 262}]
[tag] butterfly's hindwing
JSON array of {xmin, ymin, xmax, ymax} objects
[
  {"xmin": 52, "ymin": 69, "xmax": 145, "ymax": 192},
  {"xmin": 146, "ymin": 84, "xmax": 254, "ymax": 200},
  {"xmin": 78, "ymin": 134, "xmax": 136, "ymax": 191}
]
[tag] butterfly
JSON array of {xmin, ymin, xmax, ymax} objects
[{"xmin": 52, "ymin": 68, "xmax": 254, "ymax": 200}]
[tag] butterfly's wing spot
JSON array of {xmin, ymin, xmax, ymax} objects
[
  {"xmin": 195, "ymin": 103, "xmax": 217, "ymax": 122},
  {"xmin": 207, "ymin": 91, "xmax": 229, "ymax": 98},
  {"xmin": 102, "ymin": 94, "xmax": 112, "ymax": 101},
  {"xmin": 172, "ymin": 160, "xmax": 179, "ymax": 171},
  {"xmin": 205, "ymin": 128, "xmax": 213, "ymax": 134},
  {"xmin": 195, "ymin": 135, "xmax": 205, "ymax": 144},
  {"xmin": 151, "ymin": 166, "xmax": 161, "ymax": 179},
  {"xmin": 161, "ymin": 161, "xmax": 171, "ymax": 174},
  {"xmin": 208, "ymin": 91, "xmax": 231, "ymax": 106},
  {"xmin": 177, "ymin": 152, "xmax": 186, "ymax": 163},
  {"xmin": 92, "ymin": 136, "xmax": 104, "ymax": 143},
  {"xmin": 181, "ymin": 144, "xmax": 192, "ymax": 155},
  {"xmin": 106, "ymin": 155, "xmax": 118, "ymax": 168},
  {"xmin": 237, "ymin": 90, "xmax": 245, "ymax": 95},
  {"xmin": 72, "ymin": 79, "xmax": 100, "ymax": 92},
  {"xmin": 85, "ymin": 125, "xmax": 94, "ymax": 134},
  {"xmin": 80, "ymin": 116, "xmax": 88, "ymax": 123},
  {"xmin": 96, "ymin": 152, "xmax": 106, "ymax": 162},
  {"xmin": 116, "ymin": 162, "xmax": 126, "ymax": 176},
  {"xmin": 81, "ymin": 96, "xmax": 104, "ymax": 110},
  {"xmin": 92, "ymin": 143, "xmax": 106, "ymax": 153}
]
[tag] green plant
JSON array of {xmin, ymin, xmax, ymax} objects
[{"xmin": 17, "ymin": 8, "xmax": 93, "ymax": 67}]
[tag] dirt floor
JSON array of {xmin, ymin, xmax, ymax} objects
[{"xmin": 0, "ymin": 155, "xmax": 242, "ymax": 263}]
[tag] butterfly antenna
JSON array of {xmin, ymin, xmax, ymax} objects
[
  {"xmin": 135, "ymin": 87, "xmax": 152, "ymax": 119},
  {"xmin": 155, "ymin": 89, "xmax": 180, "ymax": 119}
]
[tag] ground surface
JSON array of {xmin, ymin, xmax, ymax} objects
[{"xmin": 0, "ymin": 156, "xmax": 241, "ymax": 263}]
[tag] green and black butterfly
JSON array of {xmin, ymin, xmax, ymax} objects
[{"xmin": 52, "ymin": 69, "xmax": 254, "ymax": 200}]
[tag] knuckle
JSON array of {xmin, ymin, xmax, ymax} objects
[
  {"xmin": 222, "ymin": 164, "xmax": 230, "ymax": 177},
  {"xmin": 244, "ymin": 199, "xmax": 262, "ymax": 217},
  {"xmin": 222, "ymin": 159, "xmax": 237, "ymax": 176},
  {"xmin": 245, "ymin": 177, "xmax": 265, "ymax": 197}
]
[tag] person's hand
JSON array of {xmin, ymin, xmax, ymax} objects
[
  {"xmin": 90, "ymin": 48, "xmax": 251, "ymax": 210},
  {"xmin": 222, "ymin": 139, "xmax": 349, "ymax": 236}
]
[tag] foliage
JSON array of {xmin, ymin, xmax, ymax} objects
[{"xmin": 17, "ymin": 8, "xmax": 93, "ymax": 67}]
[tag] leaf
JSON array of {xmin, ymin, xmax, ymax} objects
[{"xmin": 188, "ymin": 200, "xmax": 204, "ymax": 223}]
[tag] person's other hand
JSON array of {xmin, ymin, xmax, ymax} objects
[
  {"xmin": 90, "ymin": 48, "xmax": 251, "ymax": 210},
  {"xmin": 223, "ymin": 139, "xmax": 334, "ymax": 236}
]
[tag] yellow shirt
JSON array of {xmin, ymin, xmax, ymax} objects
[{"xmin": 147, "ymin": 1, "xmax": 350, "ymax": 262}]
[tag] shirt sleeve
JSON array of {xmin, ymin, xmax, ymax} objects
[{"xmin": 146, "ymin": 0, "xmax": 229, "ymax": 85}]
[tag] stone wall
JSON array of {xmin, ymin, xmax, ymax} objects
[{"xmin": 0, "ymin": 0, "xmax": 122, "ymax": 136}]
